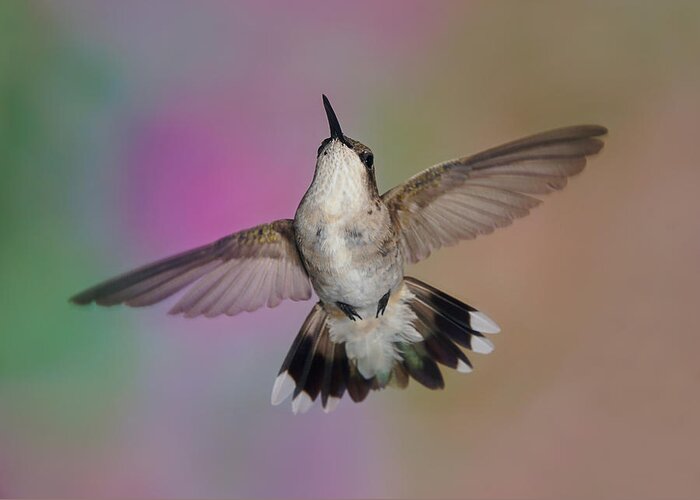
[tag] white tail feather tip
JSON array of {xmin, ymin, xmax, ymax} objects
[
  {"xmin": 471, "ymin": 335, "xmax": 495, "ymax": 354},
  {"xmin": 271, "ymin": 372, "xmax": 295, "ymax": 406},
  {"xmin": 456, "ymin": 359, "xmax": 473, "ymax": 373},
  {"xmin": 323, "ymin": 396, "xmax": 340, "ymax": 413},
  {"xmin": 469, "ymin": 311, "xmax": 501, "ymax": 334},
  {"xmin": 291, "ymin": 392, "xmax": 314, "ymax": 414}
]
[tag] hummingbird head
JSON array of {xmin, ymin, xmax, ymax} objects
[{"xmin": 313, "ymin": 95, "xmax": 378, "ymax": 199}]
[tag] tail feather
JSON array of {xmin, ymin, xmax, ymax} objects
[
  {"xmin": 398, "ymin": 341, "xmax": 445, "ymax": 390},
  {"xmin": 291, "ymin": 328, "xmax": 327, "ymax": 412},
  {"xmin": 323, "ymin": 342, "xmax": 348, "ymax": 412},
  {"xmin": 272, "ymin": 277, "xmax": 500, "ymax": 413},
  {"xmin": 270, "ymin": 303, "xmax": 325, "ymax": 408},
  {"xmin": 413, "ymin": 315, "xmax": 473, "ymax": 373},
  {"xmin": 319, "ymin": 340, "xmax": 336, "ymax": 411},
  {"xmin": 388, "ymin": 362, "xmax": 410, "ymax": 389},
  {"xmin": 406, "ymin": 277, "xmax": 500, "ymax": 334},
  {"xmin": 288, "ymin": 305, "xmax": 328, "ymax": 414},
  {"xmin": 406, "ymin": 278, "xmax": 496, "ymax": 355},
  {"xmin": 272, "ymin": 302, "xmax": 363, "ymax": 413},
  {"xmin": 346, "ymin": 363, "xmax": 372, "ymax": 403}
]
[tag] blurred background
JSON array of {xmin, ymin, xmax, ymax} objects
[{"xmin": 2, "ymin": 1, "xmax": 699, "ymax": 497}]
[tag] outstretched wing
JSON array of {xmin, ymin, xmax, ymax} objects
[
  {"xmin": 382, "ymin": 125, "xmax": 607, "ymax": 264},
  {"xmin": 71, "ymin": 219, "xmax": 312, "ymax": 317}
]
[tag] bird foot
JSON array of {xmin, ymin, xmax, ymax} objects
[
  {"xmin": 336, "ymin": 302, "xmax": 362, "ymax": 321},
  {"xmin": 376, "ymin": 290, "xmax": 390, "ymax": 318}
]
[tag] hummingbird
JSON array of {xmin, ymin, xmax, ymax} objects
[{"xmin": 72, "ymin": 95, "xmax": 607, "ymax": 414}]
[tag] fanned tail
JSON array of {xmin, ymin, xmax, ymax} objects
[
  {"xmin": 271, "ymin": 277, "xmax": 500, "ymax": 413},
  {"xmin": 401, "ymin": 276, "xmax": 500, "ymax": 391},
  {"xmin": 405, "ymin": 276, "xmax": 499, "ymax": 355},
  {"xmin": 270, "ymin": 303, "xmax": 374, "ymax": 413}
]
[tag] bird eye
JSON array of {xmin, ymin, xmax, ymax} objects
[{"xmin": 362, "ymin": 152, "xmax": 374, "ymax": 169}]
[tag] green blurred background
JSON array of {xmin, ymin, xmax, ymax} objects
[{"xmin": 1, "ymin": 1, "xmax": 699, "ymax": 497}]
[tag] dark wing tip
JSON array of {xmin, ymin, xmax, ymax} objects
[
  {"xmin": 546, "ymin": 124, "xmax": 608, "ymax": 141},
  {"xmin": 579, "ymin": 125, "xmax": 608, "ymax": 154},
  {"xmin": 70, "ymin": 289, "xmax": 95, "ymax": 305},
  {"xmin": 69, "ymin": 276, "xmax": 127, "ymax": 306},
  {"xmin": 580, "ymin": 124, "xmax": 608, "ymax": 137},
  {"xmin": 70, "ymin": 286, "xmax": 116, "ymax": 306}
]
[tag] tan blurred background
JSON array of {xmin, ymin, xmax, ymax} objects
[{"xmin": 376, "ymin": 3, "xmax": 700, "ymax": 497}]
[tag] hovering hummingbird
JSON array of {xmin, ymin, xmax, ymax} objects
[{"xmin": 72, "ymin": 95, "xmax": 606, "ymax": 413}]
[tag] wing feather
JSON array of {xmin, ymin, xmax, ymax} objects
[
  {"xmin": 72, "ymin": 219, "xmax": 313, "ymax": 317},
  {"xmin": 124, "ymin": 261, "xmax": 221, "ymax": 307},
  {"xmin": 175, "ymin": 261, "xmax": 234, "ymax": 317},
  {"xmin": 202, "ymin": 263, "xmax": 247, "ymax": 317},
  {"xmin": 383, "ymin": 125, "xmax": 607, "ymax": 263}
]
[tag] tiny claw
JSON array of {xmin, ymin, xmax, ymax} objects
[
  {"xmin": 336, "ymin": 301, "xmax": 362, "ymax": 321},
  {"xmin": 376, "ymin": 290, "xmax": 390, "ymax": 318}
]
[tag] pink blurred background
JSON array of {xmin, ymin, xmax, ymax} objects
[{"xmin": 1, "ymin": 1, "xmax": 699, "ymax": 497}]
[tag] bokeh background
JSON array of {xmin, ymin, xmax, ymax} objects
[{"xmin": 2, "ymin": 1, "xmax": 700, "ymax": 497}]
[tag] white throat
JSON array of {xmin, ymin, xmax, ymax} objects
[{"xmin": 306, "ymin": 140, "xmax": 372, "ymax": 217}]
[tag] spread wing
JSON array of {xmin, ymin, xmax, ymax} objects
[
  {"xmin": 382, "ymin": 125, "xmax": 607, "ymax": 264},
  {"xmin": 71, "ymin": 219, "xmax": 312, "ymax": 317}
]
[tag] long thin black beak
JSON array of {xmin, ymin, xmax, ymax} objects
[{"xmin": 322, "ymin": 94, "xmax": 344, "ymax": 139}]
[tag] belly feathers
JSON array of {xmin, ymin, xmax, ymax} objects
[{"xmin": 299, "ymin": 223, "xmax": 401, "ymax": 307}]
